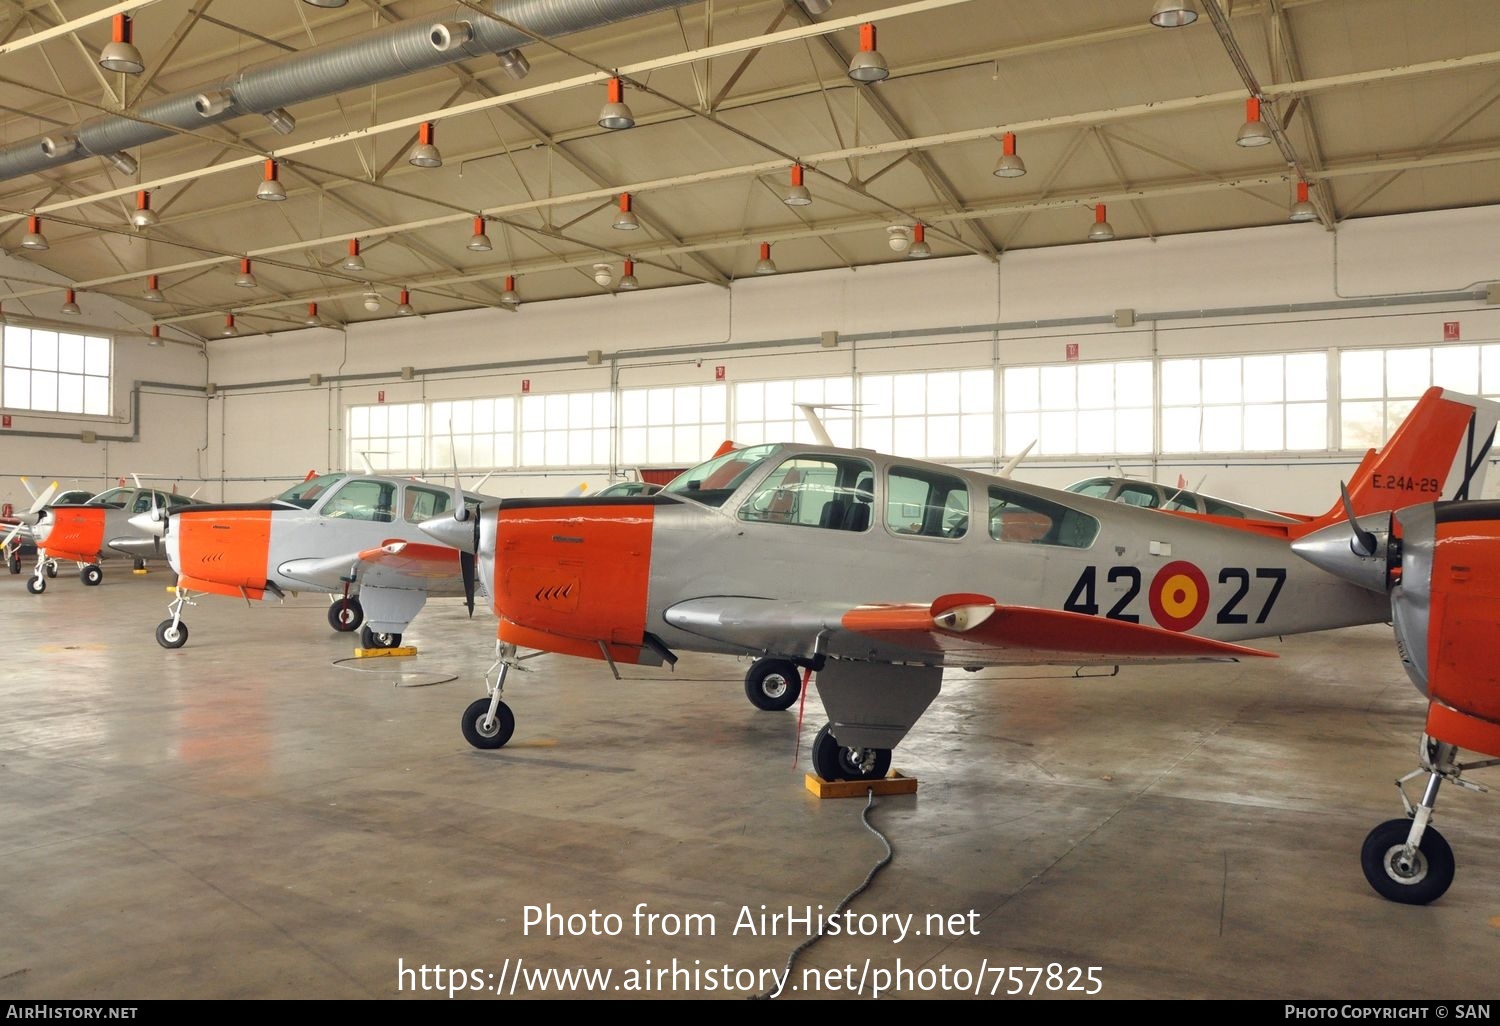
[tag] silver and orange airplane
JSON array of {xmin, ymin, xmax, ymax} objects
[
  {"xmin": 133, "ymin": 471, "xmax": 489, "ymax": 650},
  {"xmin": 418, "ymin": 385, "xmax": 1499, "ymax": 905}
]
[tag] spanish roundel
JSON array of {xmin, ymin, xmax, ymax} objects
[{"xmin": 1148, "ymin": 560, "xmax": 1210, "ymax": 632}]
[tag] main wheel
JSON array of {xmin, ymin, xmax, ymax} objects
[
  {"xmin": 155, "ymin": 619, "xmax": 189, "ymax": 650},
  {"xmin": 328, "ymin": 596, "xmax": 363, "ymax": 633},
  {"xmin": 7, "ymin": 554, "xmax": 20, "ymax": 574},
  {"xmin": 25, "ymin": 575, "xmax": 45, "ymax": 594},
  {"xmin": 44, "ymin": 560, "xmax": 58, "ymax": 578},
  {"xmin": 745, "ymin": 658, "xmax": 802, "ymax": 711},
  {"xmin": 1361, "ymin": 818, "xmax": 1456, "ymax": 905},
  {"xmin": 461, "ymin": 697, "xmax": 515, "ymax": 750},
  {"xmin": 360, "ymin": 625, "xmax": 402, "ymax": 649},
  {"xmin": 811, "ymin": 723, "xmax": 892, "ymax": 782},
  {"xmin": 81, "ymin": 563, "xmax": 103, "ymax": 586}
]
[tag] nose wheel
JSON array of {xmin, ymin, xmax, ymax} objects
[
  {"xmin": 25, "ymin": 574, "xmax": 45, "ymax": 594},
  {"xmin": 1361, "ymin": 819, "xmax": 1455, "ymax": 905},
  {"xmin": 811, "ymin": 723, "xmax": 892, "ymax": 782},
  {"xmin": 461, "ymin": 698, "xmax": 515, "ymax": 749},
  {"xmin": 155, "ymin": 619, "xmax": 189, "ymax": 649}
]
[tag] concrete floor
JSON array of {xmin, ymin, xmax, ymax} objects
[{"xmin": 2, "ymin": 565, "xmax": 1498, "ymax": 1001}]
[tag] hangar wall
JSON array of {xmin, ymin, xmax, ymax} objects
[
  {"xmin": 0, "ymin": 252, "xmax": 208, "ymax": 504},
  {"xmin": 193, "ymin": 202, "xmax": 1500, "ymax": 506}
]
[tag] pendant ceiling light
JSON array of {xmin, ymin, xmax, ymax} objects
[
  {"xmin": 993, "ymin": 132, "xmax": 1026, "ymax": 178},
  {"xmin": 468, "ymin": 216, "xmax": 492, "ymax": 252},
  {"xmin": 130, "ymin": 190, "xmax": 158, "ymax": 228},
  {"xmin": 618, "ymin": 260, "xmax": 639, "ymax": 291},
  {"xmin": 847, "ymin": 23, "xmax": 889, "ymax": 83},
  {"xmin": 598, "ymin": 77, "xmax": 635, "ymax": 130},
  {"xmin": 409, "ymin": 122, "xmax": 442, "ymax": 168},
  {"xmin": 257, "ymin": 159, "xmax": 286, "ymax": 201},
  {"xmin": 98, "ymin": 14, "xmax": 144, "ymax": 75},
  {"xmin": 141, "ymin": 275, "xmax": 164, "ymax": 303},
  {"xmin": 754, "ymin": 242, "xmax": 777, "ymax": 275},
  {"xmin": 500, "ymin": 276, "xmax": 520, "ymax": 309},
  {"xmin": 342, "ymin": 239, "xmax": 364, "ymax": 272},
  {"xmin": 784, "ymin": 164, "xmax": 813, "ymax": 207},
  {"xmin": 1088, "ymin": 204, "xmax": 1115, "ymax": 242}
]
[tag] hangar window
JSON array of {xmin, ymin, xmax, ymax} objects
[
  {"xmin": 1003, "ymin": 360, "xmax": 1152, "ymax": 456},
  {"xmin": 860, "ymin": 369, "xmax": 993, "ymax": 460},
  {"xmin": 620, "ymin": 384, "xmax": 727, "ymax": 465},
  {"xmin": 348, "ymin": 403, "xmax": 425, "ymax": 472},
  {"xmin": 430, "ymin": 397, "xmax": 515, "ymax": 470},
  {"xmin": 738, "ymin": 455, "xmax": 874, "ymax": 530},
  {"xmin": 2, "ymin": 326, "xmax": 111, "ymax": 416},
  {"xmin": 733, "ymin": 377, "xmax": 854, "ymax": 447},
  {"xmin": 1340, "ymin": 345, "xmax": 1500, "ymax": 448},
  {"xmin": 520, "ymin": 390, "xmax": 612, "ymax": 467},
  {"xmin": 886, "ymin": 467, "xmax": 969, "ymax": 539},
  {"xmin": 989, "ymin": 486, "xmax": 1099, "ymax": 548},
  {"xmin": 1162, "ymin": 353, "xmax": 1327, "ymax": 452}
]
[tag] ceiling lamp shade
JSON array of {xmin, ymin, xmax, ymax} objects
[
  {"xmin": 1237, "ymin": 96, "xmax": 1273, "ymax": 147},
  {"xmin": 993, "ymin": 132, "xmax": 1026, "ymax": 178},
  {"xmin": 262, "ymin": 107, "xmax": 297, "ymax": 135},
  {"xmin": 754, "ymin": 242, "xmax": 777, "ymax": 275},
  {"xmin": 409, "ymin": 122, "xmax": 442, "ymax": 168},
  {"xmin": 598, "ymin": 77, "xmax": 635, "ymax": 130},
  {"xmin": 784, "ymin": 164, "xmax": 813, "ymax": 206},
  {"xmin": 497, "ymin": 48, "xmax": 530, "ymax": 80},
  {"xmin": 98, "ymin": 14, "xmax": 144, "ymax": 75},
  {"xmin": 1289, "ymin": 180, "xmax": 1318, "ymax": 223},
  {"xmin": 908, "ymin": 224, "xmax": 932, "ymax": 259},
  {"xmin": 500, "ymin": 276, "xmax": 520, "ymax": 309},
  {"xmin": 468, "ymin": 216, "xmax": 492, "ymax": 252},
  {"xmin": 130, "ymin": 190, "xmax": 158, "ymax": 228},
  {"xmin": 141, "ymin": 275, "xmax": 164, "ymax": 303},
  {"xmin": 847, "ymin": 23, "xmax": 889, "ymax": 83},
  {"xmin": 799, "ymin": 0, "xmax": 835, "ymax": 13},
  {"xmin": 613, "ymin": 192, "xmax": 639, "ymax": 231},
  {"xmin": 60, "ymin": 289, "xmax": 81, "ymax": 316},
  {"xmin": 362, "ymin": 289, "xmax": 381, "ymax": 312},
  {"xmin": 1150, "ymin": 0, "xmax": 1199, "ymax": 27},
  {"xmin": 148, "ymin": 325, "xmax": 163, "ymax": 347},
  {"xmin": 618, "ymin": 260, "xmax": 639, "ymax": 291},
  {"xmin": 886, "ymin": 225, "xmax": 911, "ymax": 252},
  {"xmin": 396, "ymin": 289, "xmax": 415, "ymax": 316},
  {"xmin": 304, "ymin": 302, "xmax": 321, "ymax": 326},
  {"xmin": 257, "ymin": 159, "xmax": 287, "ymax": 201},
  {"xmin": 1088, "ymin": 204, "xmax": 1115, "ymax": 242},
  {"xmin": 592, "ymin": 263, "xmax": 615, "ymax": 288},
  {"xmin": 23, "ymin": 216, "xmax": 48, "ymax": 251},
  {"xmin": 235, "ymin": 258, "xmax": 258, "ymax": 289},
  {"xmin": 342, "ymin": 239, "xmax": 365, "ymax": 272},
  {"xmin": 222, "ymin": 314, "xmax": 238, "ymax": 337},
  {"xmin": 301, "ymin": 0, "xmax": 348, "ymax": 7}
]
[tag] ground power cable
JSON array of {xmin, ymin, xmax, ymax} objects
[{"xmin": 751, "ymin": 788, "xmax": 895, "ymax": 1001}]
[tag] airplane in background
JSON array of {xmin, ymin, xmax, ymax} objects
[
  {"xmin": 3, "ymin": 480, "xmax": 92, "ymax": 575},
  {"xmin": 133, "ymin": 471, "xmax": 490, "ymax": 650},
  {"xmin": 419, "ymin": 385, "xmax": 1498, "ymax": 906}
]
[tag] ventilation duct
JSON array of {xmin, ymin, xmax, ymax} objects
[{"xmin": 0, "ymin": 0, "xmax": 694, "ymax": 181}]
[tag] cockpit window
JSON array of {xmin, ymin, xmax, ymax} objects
[
  {"xmin": 663, "ymin": 444, "xmax": 778, "ymax": 509},
  {"xmin": 321, "ymin": 480, "xmax": 395, "ymax": 523},
  {"xmin": 738, "ymin": 456, "xmax": 874, "ymax": 531},
  {"xmin": 89, "ymin": 487, "xmax": 129, "ymax": 508},
  {"xmin": 989, "ymin": 485, "xmax": 1099, "ymax": 548},
  {"xmin": 276, "ymin": 473, "xmax": 348, "ymax": 509}
]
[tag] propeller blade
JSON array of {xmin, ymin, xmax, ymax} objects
[
  {"xmin": 998, "ymin": 440, "xmax": 1035, "ymax": 479},
  {"xmin": 459, "ymin": 497, "xmax": 481, "ymax": 617},
  {"xmin": 448, "ymin": 423, "xmax": 470, "ymax": 523},
  {"xmin": 19, "ymin": 476, "xmax": 38, "ymax": 500},
  {"xmin": 1339, "ymin": 481, "xmax": 1379, "ymax": 557},
  {"xmin": 2, "ymin": 522, "xmax": 21, "ymax": 549},
  {"xmin": 30, "ymin": 481, "xmax": 58, "ymax": 514}
]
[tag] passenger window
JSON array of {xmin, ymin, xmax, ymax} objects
[
  {"xmin": 1116, "ymin": 483, "xmax": 1159, "ymax": 508},
  {"xmin": 404, "ymin": 486, "xmax": 452, "ymax": 523},
  {"xmin": 887, "ymin": 467, "xmax": 968, "ymax": 539},
  {"xmin": 322, "ymin": 480, "xmax": 396, "ymax": 523},
  {"xmin": 1162, "ymin": 492, "xmax": 1200, "ymax": 512},
  {"xmin": 132, "ymin": 492, "xmax": 153, "ymax": 514},
  {"xmin": 988, "ymin": 486, "xmax": 1099, "ymax": 548},
  {"xmin": 737, "ymin": 456, "xmax": 874, "ymax": 531}
]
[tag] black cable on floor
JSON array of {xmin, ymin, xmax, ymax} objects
[{"xmin": 750, "ymin": 788, "xmax": 894, "ymax": 1000}]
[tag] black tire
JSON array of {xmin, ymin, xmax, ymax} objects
[
  {"xmin": 81, "ymin": 563, "xmax": 103, "ymax": 586},
  {"xmin": 44, "ymin": 560, "xmax": 57, "ymax": 578},
  {"xmin": 461, "ymin": 697, "xmax": 515, "ymax": 750},
  {"xmin": 745, "ymin": 658, "xmax": 802, "ymax": 711},
  {"xmin": 811, "ymin": 723, "xmax": 892, "ymax": 782},
  {"xmin": 155, "ymin": 619, "xmax": 189, "ymax": 650},
  {"xmin": 8, "ymin": 554, "xmax": 20, "ymax": 575},
  {"xmin": 328, "ymin": 596, "xmax": 363, "ymax": 633},
  {"xmin": 360, "ymin": 625, "xmax": 402, "ymax": 649},
  {"xmin": 25, "ymin": 575, "xmax": 45, "ymax": 594},
  {"xmin": 1361, "ymin": 818, "xmax": 1456, "ymax": 905}
]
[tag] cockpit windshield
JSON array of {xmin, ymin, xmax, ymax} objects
[
  {"xmin": 275, "ymin": 473, "xmax": 348, "ymax": 509},
  {"xmin": 662, "ymin": 444, "xmax": 779, "ymax": 509}
]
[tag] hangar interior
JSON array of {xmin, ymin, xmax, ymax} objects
[{"xmin": 3, "ymin": 0, "xmax": 1500, "ymax": 1001}]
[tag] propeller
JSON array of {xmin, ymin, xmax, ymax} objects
[
  {"xmin": 997, "ymin": 440, "xmax": 1035, "ymax": 479},
  {"xmin": 2, "ymin": 480, "xmax": 59, "ymax": 549},
  {"xmin": 127, "ymin": 474, "xmax": 168, "ymax": 537},
  {"xmin": 449, "ymin": 427, "xmax": 478, "ymax": 618},
  {"xmin": 1339, "ymin": 481, "xmax": 1379, "ymax": 557}
]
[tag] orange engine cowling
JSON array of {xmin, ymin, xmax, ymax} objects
[
  {"xmin": 1393, "ymin": 502, "xmax": 1500, "ymax": 758},
  {"xmin": 491, "ymin": 502, "xmax": 656, "ymax": 665},
  {"xmin": 171, "ymin": 508, "xmax": 273, "ymax": 600},
  {"xmin": 33, "ymin": 506, "xmax": 105, "ymax": 561}
]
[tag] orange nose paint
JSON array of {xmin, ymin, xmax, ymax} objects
[
  {"xmin": 176, "ymin": 510, "xmax": 272, "ymax": 600},
  {"xmin": 37, "ymin": 507, "xmax": 105, "ymax": 562}
]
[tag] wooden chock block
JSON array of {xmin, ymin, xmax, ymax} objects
[
  {"xmin": 804, "ymin": 770, "xmax": 917, "ymax": 799},
  {"xmin": 354, "ymin": 646, "xmax": 418, "ymax": 658}
]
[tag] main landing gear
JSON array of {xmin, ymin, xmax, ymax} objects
[
  {"xmin": 744, "ymin": 657, "xmax": 802, "ymax": 711},
  {"xmin": 328, "ymin": 595, "xmax": 363, "ymax": 633},
  {"xmin": 1361, "ymin": 736, "xmax": 1496, "ymax": 905},
  {"xmin": 359, "ymin": 625, "xmax": 402, "ymax": 649},
  {"xmin": 156, "ymin": 587, "xmax": 196, "ymax": 649},
  {"xmin": 80, "ymin": 563, "xmax": 103, "ymax": 586},
  {"xmin": 460, "ymin": 642, "xmax": 519, "ymax": 750},
  {"xmin": 811, "ymin": 723, "xmax": 892, "ymax": 783}
]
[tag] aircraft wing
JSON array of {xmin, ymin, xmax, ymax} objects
[
  {"xmin": 664, "ymin": 593, "xmax": 1274, "ymax": 667},
  {"xmin": 278, "ymin": 541, "xmax": 463, "ymax": 592}
]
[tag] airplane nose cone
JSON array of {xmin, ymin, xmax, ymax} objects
[
  {"xmin": 1291, "ymin": 514, "xmax": 1393, "ymax": 592},
  {"xmin": 128, "ymin": 510, "xmax": 165, "ymax": 536},
  {"xmin": 30, "ymin": 511, "xmax": 51, "ymax": 543},
  {"xmin": 420, "ymin": 512, "xmax": 477, "ymax": 553}
]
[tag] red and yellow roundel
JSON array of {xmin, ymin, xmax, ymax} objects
[{"xmin": 1148, "ymin": 561, "xmax": 1209, "ymax": 632}]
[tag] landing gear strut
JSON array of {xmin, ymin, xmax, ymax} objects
[
  {"xmin": 461, "ymin": 642, "xmax": 518, "ymax": 750},
  {"xmin": 156, "ymin": 587, "xmax": 195, "ymax": 649},
  {"xmin": 811, "ymin": 723, "xmax": 892, "ymax": 782}
]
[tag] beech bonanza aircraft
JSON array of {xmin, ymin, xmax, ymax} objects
[{"xmin": 133, "ymin": 471, "xmax": 488, "ymax": 650}]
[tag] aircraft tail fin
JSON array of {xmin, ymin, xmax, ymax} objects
[{"xmin": 1326, "ymin": 387, "xmax": 1500, "ymax": 521}]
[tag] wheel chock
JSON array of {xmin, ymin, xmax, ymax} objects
[
  {"xmin": 353, "ymin": 645, "xmax": 418, "ymax": 658},
  {"xmin": 804, "ymin": 771, "xmax": 918, "ymax": 799},
  {"xmin": 133, "ymin": 569, "xmax": 149, "ymax": 575}
]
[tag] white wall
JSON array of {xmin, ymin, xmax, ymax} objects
[
  {"xmin": 188, "ymin": 203, "xmax": 1500, "ymax": 508},
  {"xmin": 0, "ymin": 252, "xmax": 208, "ymax": 506}
]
